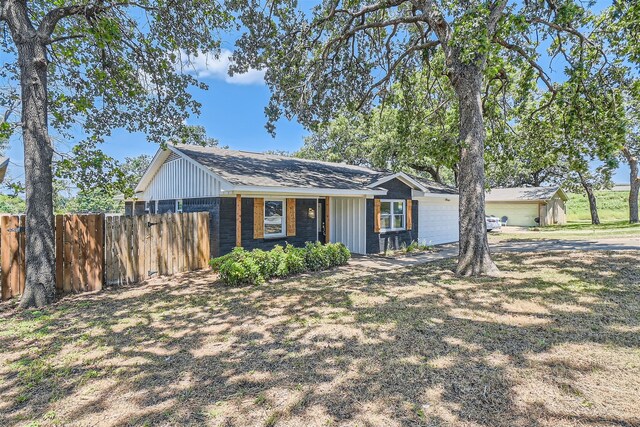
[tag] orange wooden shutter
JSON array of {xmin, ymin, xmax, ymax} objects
[
  {"xmin": 374, "ymin": 199, "xmax": 381, "ymax": 233},
  {"xmin": 286, "ymin": 198, "xmax": 296, "ymax": 236},
  {"xmin": 254, "ymin": 198, "xmax": 264, "ymax": 239},
  {"xmin": 406, "ymin": 199, "xmax": 413, "ymax": 229}
]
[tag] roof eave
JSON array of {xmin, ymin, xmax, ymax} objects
[
  {"xmin": 412, "ymin": 189, "xmax": 459, "ymax": 198},
  {"xmin": 223, "ymin": 185, "xmax": 387, "ymax": 197},
  {"xmin": 370, "ymin": 172, "xmax": 428, "ymax": 192}
]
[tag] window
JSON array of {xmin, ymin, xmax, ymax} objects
[
  {"xmin": 264, "ymin": 199, "xmax": 286, "ymax": 237},
  {"xmin": 380, "ymin": 200, "xmax": 405, "ymax": 232},
  {"xmin": 176, "ymin": 199, "xmax": 183, "ymax": 213}
]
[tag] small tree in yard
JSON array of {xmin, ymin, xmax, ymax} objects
[
  {"xmin": 233, "ymin": 0, "xmax": 615, "ymax": 276},
  {"xmin": 0, "ymin": 1, "xmax": 234, "ymax": 308}
]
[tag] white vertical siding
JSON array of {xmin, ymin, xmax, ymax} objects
[
  {"xmin": 142, "ymin": 157, "xmax": 222, "ymax": 200},
  {"xmin": 330, "ymin": 197, "xmax": 366, "ymax": 254}
]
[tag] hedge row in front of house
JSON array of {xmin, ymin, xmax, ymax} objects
[{"xmin": 210, "ymin": 241, "xmax": 351, "ymax": 286}]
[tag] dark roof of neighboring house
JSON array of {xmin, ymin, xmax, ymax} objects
[
  {"xmin": 485, "ymin": 186, "xmax": 567, "ymax": 202},
  {"xmin": 174, "ymin": 145, "xmax": 457, "ymax": 194},
  {"xmin": 0, "ymin": 157, "xmax": 8, "ymax": 183}
]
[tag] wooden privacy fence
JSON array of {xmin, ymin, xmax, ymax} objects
[
  {"xmin": 0, "ymin": 215, "xmax": 25, "ymax": 300},
  {"xmin": 0, "ymin": 212, "xmax": 210, "ymax": 300},
  {"xmin": 104, "ymin": 212, "xmax": 210, "ymax": 286},
  {"xmin": 56, "ymin": 214, "xmax": 104, "ymax": 294}
]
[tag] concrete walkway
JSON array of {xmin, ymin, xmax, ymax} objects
[{"xmin": 348, "ymin": 237, "xmax": 640, "ymax": 272}]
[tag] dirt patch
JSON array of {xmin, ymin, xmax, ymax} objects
[{"xmin": 1, "ymin": 251, "xmax": 639, "ymax": 426}]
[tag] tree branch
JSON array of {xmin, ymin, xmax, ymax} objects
[
  {"xmin": 487, "ymin": 0, "xmax": 508, "ymax": 33},
  {"xmin": 357, "ymin": 40, "xmax": 440, "ymax": 109},
  {"xmin": 47, "ymin": 34, "xmax": 86, "ymax": 45},
  {"xmin": 494, "ymin": 37, "xmax": 555, "ymax": 93},
  {"xmin": 38, "ymin": 1, "xmax": 153, "ymax": 38},
  {"xmin": 0, "ymin": 0, "xmax": 7, "ymax": 23}
]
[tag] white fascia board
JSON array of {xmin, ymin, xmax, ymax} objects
[
  {"xmin": 371, "ymin": 172, "xmax": 428, "ymax": 192},
  {"xmin": 412, "ymin": 190, "xmax": 459, "ymax": 199},
  {"xmin": 134, "ymin": 148, "xmax": 171, "ymax": 193},
  {"xmin": 556, "ymin": 188, "xmax": 569, "ymax": 201},
  {"xmin": 135, "ymin": 145, "xmax": 236, "ymax": 195},
  {"xmin": 167, "ymin": 145, "xmax": 235, "ymax": 191},
  {"xmin": 485, "ymin": 199, "xmax": 543, "ymax": 203},
  {"xmin": 222, "ymin": 186, "xmax": 387, "ymax": 197}
]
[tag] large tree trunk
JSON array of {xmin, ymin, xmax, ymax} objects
[
  {"xmin": 578, "ymin": 172, "xmax": 600, "ymax": 225},
  {"xmin": 7, "ymin": 3, "xmax": 57, "ymax": 308},
  {"xmin": 622, "ymin": 146, "xmax": 639, "ymax": 223},
  {"xmin": 452, "ymin": 67, "xmax": 498, "ymax": 276}
]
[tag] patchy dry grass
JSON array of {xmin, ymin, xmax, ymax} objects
[{"xmin": 1, "ymin": 251, "xmax": 639, "ymax": 427}]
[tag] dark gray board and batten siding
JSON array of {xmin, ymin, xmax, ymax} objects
[{"xmin": 366, "ymin": 178, "xmax": 419, "ymax": 253}]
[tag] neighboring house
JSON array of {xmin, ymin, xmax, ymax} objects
[
  {"xmin": 126, "ymin": 146, "xmax": 459, "ymax": 257},
  {"xmin": 485, "ymin": 186, "xmax": 568, "ymax": 227},
  {"xmin": 612, "ymin": 184, "xmax": 630, "ymax": 192},
  {"xmin": 0, "ymin": 157, "xmax": 9, "ymax": 184}
]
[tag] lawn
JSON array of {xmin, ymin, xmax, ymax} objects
[
  {"xmin": 1, "ymin": 251, "xmax": 639, "ymax": 427},
  {"xmin": 566, "ymin": 190, "xmax": 631, "ymax": 222},
  {"xmin": 490, "ymin": 220, "xmax": 640, "ymax": 241}
]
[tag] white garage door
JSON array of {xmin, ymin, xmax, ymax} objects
[
  {"xmin": 485, "ymin": 202, "xmax": 539, "ymax": 226},
  {"xmin": 417, "ymin": 196, "xmax": 459, "ymax": 245}
]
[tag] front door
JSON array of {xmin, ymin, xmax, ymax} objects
[{"xmin": 317, "ymin": 199, "xmax": 326, "ymax": 243}]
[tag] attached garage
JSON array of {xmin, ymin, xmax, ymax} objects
[
  {"xmin": 485, "ymin": 187, "xmax": 568, "ymax": 227},
  {"xmin": 416, "ymin": 195, "xmax": 459, "ymax": 245}
]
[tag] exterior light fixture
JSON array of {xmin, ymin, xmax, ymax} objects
[{"xmin": 308, "ymin": 207, "xmax": 316, "ymax": 219}]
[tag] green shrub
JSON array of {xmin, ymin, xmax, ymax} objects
[
  {"xmin": 216, "ymin": 247, "xmax": 265, "ymax": 286},
  {"xmin": 209, "ymin": 242, "xmax": 351, "ymax": 286},
  {"xmin": 270, "ymin": 245, "xmax": 289, "ymax": 277},
  {"xmin": 336, "ymin": 243, "xmax": 351, "ymax": 265},
  {"xmin": 251, "ymin": 248, "xmax": 278, "ymax": 278},
  {"xmin": 284, "ymin": 243, "xmax": 306, "ymax": 275},
  {"xmin": 209, "ymin": 247, "xmax": 245, "ymax": 272},
  {"xmin": 303, "ymin": 241, "xmax": 331, "ymax": 271}
]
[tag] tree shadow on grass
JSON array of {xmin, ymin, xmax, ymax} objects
[{"xmin": 0, "ymin": 250, "xmax": 639, "ymax": 426}]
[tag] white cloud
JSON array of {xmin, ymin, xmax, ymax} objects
[{"xmin": 181, "ymin": 49, "xmax": 266, "ymax": 85}]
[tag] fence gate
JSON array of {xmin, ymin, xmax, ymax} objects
[
  {"xmin": 104, "ymin": 212, "xmax": 210, "ymax": 286},
  {"xmin": 55, "ymin": 214, "xmax": 104, "ymax": 294}
]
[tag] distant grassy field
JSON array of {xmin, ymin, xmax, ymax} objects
[{"xmin": 567, "ymin": 190, "xmax": 631, "ymax": 222}]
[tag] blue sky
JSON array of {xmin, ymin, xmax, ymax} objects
[
  {"xmin": 2, "ymin": 1, "xmax": 632, "ymax": 185},
  {"xmin": 3, "ymin": 49, "xmax": 309, "ymax": 186}
]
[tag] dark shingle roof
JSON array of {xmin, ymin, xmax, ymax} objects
[
  {"xmin": 408, "ymin": 174, "xmax": 459, "ymax": 195},
  {"xmin": 175, "ymin": 145, "xmax": 457, "ymax": 194}
]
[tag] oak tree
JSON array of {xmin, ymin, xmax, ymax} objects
[
  {"xmin": 1, "ymin": 1, "xmax": 233, "ymax": 307},
  {"xmin": 233, "ymin": 0, "xmax": 610, "ymax": 275}
]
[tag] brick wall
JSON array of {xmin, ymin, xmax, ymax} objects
[
  {"xmin": 157, "ymin": 199, "xmax": 176, "ymax": 214},
  {"xmin": 218, "ymin": 197, "xmax": 317, "ymax": 255}
]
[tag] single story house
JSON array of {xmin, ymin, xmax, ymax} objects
[
  {"xmin": 126, "ymin": 146, "xmax": 459, "ymax": 257},
  {"xmin": 485, "ymin": 186, "xmax": 568, "ymax": 227}
]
